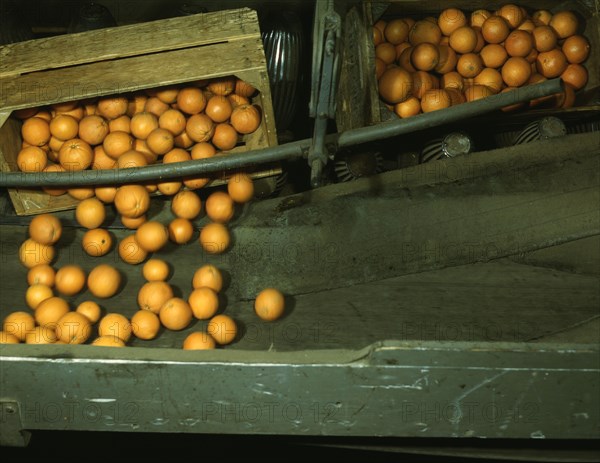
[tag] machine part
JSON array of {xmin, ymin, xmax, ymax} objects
[
  {"xmin": 494, "ymin": 130, "xmax": 522, "ymax": 148},
  {"xmin": 67, "ymin": 2, "xmax": 117, "ymax": 33},
  {"xmin": 568, "ymin": 119, "xmax": 600, "ymax": 134},
  {"xmin": 0, "ymin": 401, "xmax": 31, "ymax": 447},
  {"xmin": 513, "ymin": 116, "xmax": 567, "ymax": 145},
  {"xmin": 334, "ymin": 151, "xmax": 383, "ymax": 182},
  {"xmin": 309, "ymin": 0, "xmax": 342, "ymax": 188},
  {"xmin": 420, "ymin": 132, "xmax": 474, "ymax": 163},
  {"xmin": 0, "ymin": 78, "xmax": 564, "ymax": 188},
  {"xmin": 261, "ymin": 10, "xmax": 304, "ymax": 133}
]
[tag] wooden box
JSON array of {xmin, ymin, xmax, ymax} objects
[
  {"xmin": 0, "ymin": 7, "xmax": 279, "ymax": 216},
  {"xmin": 336, "ymin": 0, "xmax": 600, "ymax": 131}
]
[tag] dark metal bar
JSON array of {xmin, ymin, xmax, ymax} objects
[{"xmin": 0, "ymin": 79, "xmax": 563, "ymax": 188}]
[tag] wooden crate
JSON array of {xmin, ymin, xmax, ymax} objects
[
  {"xmin": 0, "ymin": 7, "xmax": 279, "ymax": 216},
  {"xmin": 336, "ymin": 0, "xmax": 600, "ymax": 131}
]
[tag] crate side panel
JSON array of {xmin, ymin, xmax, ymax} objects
[{"xmin": 0, "ymin": 8, "xmax": 260, "ymax": 79}]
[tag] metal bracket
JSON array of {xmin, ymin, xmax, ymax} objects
[
  {"xmin": 308, "ymin": 0, "xmax": 342, "ymax": 188},
  {"xmin": 0, "ymin": 400, "xmax": 31, "ymax": 447}
]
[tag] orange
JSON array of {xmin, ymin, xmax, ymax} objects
[
  {"xmin": 75, "ymin": 197, "xmax": 106, "ymax": 229},
  {"xmin": 384, "ymin": 19, "xmax": 409, "ymax": 44},
  {"xmin": 19, "ymin": 238, "xmax": 55, "ymax": 269},
  {"xmin": 88, "ymin": 264, "xmax": 121, "ymax": 298},
  {"xmin": 470, "ymin": 9, "xmax": 491, "ymax": 28},
  {"xmin": 55, "ymin": 265, "xmax": 86, "ymax": 296},
  {"xmin": 159, "ymin": 108, "xmax": 187, "ymax": 136},
  {"xmin": 397, "ymin": 47, "xmax": 416, "ymax": 72},
  {"xmin": 254, "ymin": 288, "xmax": 285, "ymax": 321},
  {"xmin": 22, "ymin": 117, "xmax": 51, "ymax": 146},
  {"xmin": 79, "ymin": 115, "xmax": 109, "ymax": 145},
  {"xmin": 29, "ymin": 213, "xmax": 62, "ymax": 245},
  {"xmin": 480, "ymin": 44, "xmax": 508, "ymax": 68},
  {"xmin": 59, "ymin": 138, "xmax": 93, "ymax": 171},
  {"xmin": 412, "ymin": 71, "xmax": 439, "ymax": 99},
  {"xmin": 96, "ymin": 96, "xmax": 128, "ymax": 120},
  {"xmin": 82, "ymin": 228, "xmax": 112, "ymax": 257},
  {"xmin": 171, "ymin": 190, "xmax": 202, "ymax": 220},
  {"xmin": 536, "ymin": 49, "xmax": 568, "ymax": 78},
  {"xmin": 146, "ymin": 128, "xmax": 174, "ymax": 155},
  {"xmin": 144, "ymin": 96, "xmax": 170, "ymax": 117},
  {"xmin": 3, "ymin": 311, "xmax": 36, "ymax": 341},
  {"xmin": 192, "ymin": 264, "xmax": 223, "ymax": 292},
  {"xmin": 130, "ymin": 112, "xmax": 159, "ymax": 140},
  {"xmin": 121, "ymin": 214, "xmax": 147, "ymax": 230},
  {"xmin": 25, "ymin": 326, "xmax": 57, "ymax": 344},
  {"xmin": 504, "ymin": 30, "xmax": 534, "ymax": 57},
  {"xmin": 474, "ymin": 68, "xmax": 504, "ymax": 93},
  {"xmin": 191, "ymin": 142, "xmax": 216, "ymax": 160},
  {"xmin": 27, "ymin": 264, "xmax": 55, "ymax": 287},
  {"xmin": 208, "ymin": 77, "xmax": 236, "ymax": 96},
  {"xmin": 76, "ymin": 300, "xmax": 102, "ymax": 324},
  {"xmin": 212, "ymin": 123, "xmax": 238, "ymax": 151},
  {"xmin": 420, "ymin": 89, "xmax": 452, "ymax": 112},
  {"xmin": 91, "ymin": 145, "xmax": 117, "ymax": 170},
  {"xmin": 117, "ymin": 149, "xmax": 148, "ymax": 169},
  {"xmin": 375, "ymin": 42, "xmax": 397, "ymax": 65},
  {"xmin": 142, "ymin": 259, "xmax": 170, "ymax": 282},
  {"xmin": 227, "ymin": 173, "xmax": 254, "ymax": 203},
  {"xmin": 518, "ymin": 19, "xmax": 535, "ymax": 33},
  {"xmin": 481, "ymin": 16, "xmax": 510, "ymax": 44},
  {"xmin": 562, "ymin": 35, "xmax": 590, "ymax": 64},
  {"xmin": 17, "ymin": 146, "xmax": 47, "ymax": 172},
  {"xmin": 108, "ymin": 115, "xmax": 131, "ymax": 133},
  {"xmin": 114, "ymin": 185, "xmax": 150, "ymax": 218},
  {"xmin": 183, "ymin": 332, "xmax": 216, "ymax": 350},
  {"xmin": 199, "ymin": 222, "xmax": 230, "ymax": 254},
  {"xmin": 98, "ymin": 313, "xmax": 132, "ymax": 342},
  {"xmin": 394, "ymin": 97, "xmax": 421, "ymax": 118},
  {"xmin": 464, "ymin": 84, "xmax": 494, "ymax": 102},
  {"xmin": 497, "ymin": 4, "xmax": 524, "ymax": 29},
  {"xmin": 532, "ymin": 10, "xmax": 552, "ymax": 26},
  {"xmin": 159, "ymin": 297, "xmax": 193, "ymax": 331},
  {"xmin": 168, "ymin": 218, "xmax": 195, "ymax": 244},
  {"xmin": 207, "ymin": 314, "xmax": 237, "ymax": 345},
  {"xmin": 131, "ymin": 310, "xmax": 161, "ymax": 340},
  {"xmin": 205, "ymin": 191, "xmax": 235, "ymax": 223},
  {"xmin": 457, "ymin": 53, "xmax": 483, "ymax": 78},
  {"xmin": 138, "ymin": 281, "xmax": 174, "ymax": 314},
  {"xmin": 446, "ymin": 88, "xmax": 466, "ymax": 105},
  {"xmin": 234, "ymin": 79, "xmax": 257, "ymax": 97},
  {"xmin": 34, "ymin": 297, "xmax": 70, "ymax": 327},
  {"xmin": 561, "ymin": 64, "xmax": 588, "ymax": 90},
  {"xmin": 94, "ymin": 185, "xmax": 118, "ymax": 203},
  {"xmin": 103, "ymin": 131, "xmax": 134, "ymax": 159},
  {"xmin": 91, "ymin": 336, "xmax": 125, "ymax": 347},
  {"xmin": 532, "ymin": 26, "xmax": 557, "ymax": 52},
  {"xmin": 118, "ymin": 234, "xmax": 148, "ymax": 265},
  {"xmin": 409, "ymin": 20, "xmax": 442, "ymax": 45},
  {"xmin": 177, "ymin": 87, "xmax": 206, "ymax": 115},
  {"xmin": 68, "ymin": 187, "xmax": 95, "ymax": 200},
  {"xmin": 186, "ymin": 113, "xmax": 215, "ymax": 143},
  {"xmin": 25, "ymin": 283, "xmax": 53, "ymax": 310},
  {"xmin": 155, "ymin": 86, "xmax": 179, "ymax": 104},
  {"xmin": 440, "ymin": 72, "xmax": 464, "ymax": 91},
  {"xmin": 438, "ymin": 8, "xmax": 467, "ymax": 36},
  {"xmin": 449, "ymin": 26, "xmax": 477, "ymax": 54},
  {"xmin": 229, "ymin": 104, "xmax": 261, "ymax": 135},
  {"xmin": 50, "ymin": 114, "xmax": 79, "ymax": 141},
  {"xmin": 435, "ymin": 45, "xmax": 457, "ymax": 74},
  {"xmin": 0, "ymin": 331, "xmax": 20, "ymax": 344},
  {"xmin": 549, "ymin": 11, "xmax": 578, "ymax": 39},
  {"xmin": 135, "ymin": 221, "xmax": 169, "ymax": 252},
  {"xmin": 188, "ymin": 287, "xmax": 219, "ymax": 319},
  {"xmin": 410, "ymin": 43, "xmax": 439, "ymax": 71},
  {"xmin": 378, "ymin": 67, "xmax": 413, "ymax": 104},
  {"xmin": 502, "ymin": 57, "xmax": 532, "ymax": 87},
  {"xmin": 55, "ymin": 312, "xmax": 92, "ymax": 344}
]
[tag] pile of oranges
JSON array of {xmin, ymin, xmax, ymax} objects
[
  {"xmin": 1, "ymin": 77, "xmax": 288, "ymax": 349},
  {"xmin": 373, "ymin": 4, "xmax": 591, "ymax": 117},
  {"xmin": 0, "ymin": 209, "xmax": 287, "ymax": 348}
]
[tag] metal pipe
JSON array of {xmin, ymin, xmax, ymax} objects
[{"xmin": 0, "ymin": 79, "xmax": 563, "ymax": 188}]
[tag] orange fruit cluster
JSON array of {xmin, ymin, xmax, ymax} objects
[{"xmin": 373, "ymin": 5, "xmax": 591, "ymax": 116}]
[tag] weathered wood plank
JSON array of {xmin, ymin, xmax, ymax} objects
[
  {"xmin": 0, "ymin": 39, "xmax": 267, "ymax": 112},
  {"xmin": 0, "ymin": 8, "xmax": 259, "ymax": 78}
]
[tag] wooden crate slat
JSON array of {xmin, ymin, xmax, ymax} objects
[
  {"xmin": 0, "ymin": 8, "xmax": 259, "ymax": 79},
  {"xmin": 0, "ymin": 39, "xmax": 267, "ymax": 112}
]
